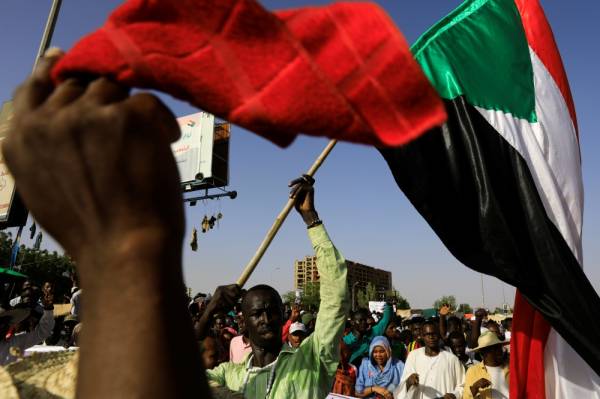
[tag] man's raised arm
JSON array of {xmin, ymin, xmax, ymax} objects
[{"xmin": 289, "ymin": 177, "xmax": 349, "ymax": 367}]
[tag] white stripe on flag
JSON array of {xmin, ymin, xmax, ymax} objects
[{"xmin": 475, "ymin": 47, "xmax": 600, "ymax": 397}]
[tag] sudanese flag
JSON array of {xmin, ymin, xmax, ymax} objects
[{"xmin": 378, "ymin": 0, "xmax": 600, "ymax": 397}]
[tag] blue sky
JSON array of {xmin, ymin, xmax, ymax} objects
[{"xmin": 0, "ymin": 1, "xmax": 598, "ymax": 309}]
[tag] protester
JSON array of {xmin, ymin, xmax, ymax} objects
[
  {"xmin": 281, "ymin": 304, "xmax": 301, "ymax": 344},
  {"xmin": 462, "ymin": 332, "xmax": 510, "ymax": 399},
  {"xmin": 501, "ymin": 318, "xmax": 512, "ymax": 342},
  {"xmin": 301, "ymin": 312, "xmax": 316, "ymax": 335},
  {"xmin": 484, "ymin": 322, "xmax": 504, "ymax": 341},
  {"xmin": 439, "ymin": 304, "xmax": 463, "ymax": 340},
  {"xmin": 286, "ymin": 322, "xmax": 308, "ymax": 350},
  {"xmin": 385, "ymin": 318, "xmax": 407, "ymax": 362},
  {"xmin": 332, "ymin": 341, "xmax": 358, "ymax": 397},
  {"xmin": 406, "ymin": 316, "xmax": 425, "ymax": 353},
  {"xmin": 0, "ymin": 287, "xmax": 55, "ymax": 365},
  {"xmin": 396, "ymin": 320, "xmax": 465, "ymax": 399},
  {"xmin": 8, "ymin": 280, "xmax": 32, "ymax": 307},
  {"xmin": 344, "ymin": 304, "xmax": 392, "ymax": 365},
  {"xmin": 205, "ymin": 177, "xmax": 350, "ymax": 398},
  {"xmin": 467, "ymin": 309, "xmax": 487, "ymax": 349},
  {"xmin": 202, "ymin": 336, "xmax": 221, "ymax": 370},
  {"xmin": 355, "ymin": 336, "xmax": 404, "ymax": 399},
  {"xmin": 56, "ymin": 315, "xmax": 79, "ymax": 348},
  {"xmin": 229, "ymin": 314, "xmax": 252, "ymax": 364},
  {"xmin": 448, "ymin": 331, "xmax": 476, "ymax": 370}
]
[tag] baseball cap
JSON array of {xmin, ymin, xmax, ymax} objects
[{"xmin": 289, "ymin": 322, "xmax": 307, "ymax": 335}]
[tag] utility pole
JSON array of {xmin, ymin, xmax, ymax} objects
[{"xmin": 480, "ymin": 273, "xmax": 485, "ymax": 308}]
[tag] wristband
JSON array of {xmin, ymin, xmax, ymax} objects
[{"xmin": 306, "ymin": 219, "xmax": 322, "ymax": 229}]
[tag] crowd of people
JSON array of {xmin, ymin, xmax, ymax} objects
[
  {"xmin": 0, "ymin": 277, "xmax": 81, "ymax": 365},
  {"xmin": 0, "ymin": 49, "xmax": 515, "ymax": 398},
  {"xmin": 189, "ymin": 286, "xmax": 513, "ymax": 399}
]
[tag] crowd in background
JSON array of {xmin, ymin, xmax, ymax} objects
[
  {"xmin": 0, "ymin": 271, "xmax": 513, "ymax": 399},
  {"xmin": 190, "ymin": 289, "xmax": 513, "ymax": 399}
]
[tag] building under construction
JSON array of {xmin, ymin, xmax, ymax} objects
[{"xmin": 294, "ymin": 256, "xmax": 392, "ymax": 298}]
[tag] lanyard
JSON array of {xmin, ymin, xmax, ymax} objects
[{"xmin": 242, "ymin": 354, "xmax": 279, "ymax": 398}]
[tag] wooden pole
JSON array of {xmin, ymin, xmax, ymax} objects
[{"xmin": 236, "ymin": 139, "xmax": 338, "ymax": 287}]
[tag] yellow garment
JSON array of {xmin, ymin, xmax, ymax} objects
[{"xmin": 462, "ymin": 362, "xmax": 509, "ymax": 399}]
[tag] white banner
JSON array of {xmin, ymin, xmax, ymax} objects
[
  {"xmin": 172, "ymin": 112, "xmax": 215, "ymax": 184},
  {"xmin": 368, "ymin": 301, "xmax": 385, "ymax": 314},
  {"xmin": 0, "ymin": 101, "xmax": 17, "ymax": 222}
]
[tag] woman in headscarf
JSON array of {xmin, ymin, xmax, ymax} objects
[{"xmin": 355, "ymin": 336, "xmax": 405, "ymax": 399}]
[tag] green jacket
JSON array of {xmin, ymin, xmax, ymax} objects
[{"xmin": 206, "ymin": 225, "xmax": 349, "ymax": 398}]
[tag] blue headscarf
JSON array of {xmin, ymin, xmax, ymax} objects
[{"xmin": 355, "ymin": 336, "xmax": 405, "ymax": 395}]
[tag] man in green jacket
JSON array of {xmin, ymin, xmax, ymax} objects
[{"xmin": 206, "ymin": 176, "xmax": 350, "ymax": 398}]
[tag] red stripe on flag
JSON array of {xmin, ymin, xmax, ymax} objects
[
  {"xmin": 510, "ymin": 290, "xmax": 551, "ymax": 399},
  {"xmin": 514, "ymin": 0, "xmax": 578, "ymax": 135}
]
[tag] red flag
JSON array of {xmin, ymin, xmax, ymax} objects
[{"xmin": 52, "ymin": 0, "xmax": 445, "ymax": 148}]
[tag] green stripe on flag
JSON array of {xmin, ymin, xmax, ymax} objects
[{"xmin": 411, "ymin": 0, "xmax": 536, "ymax": 122}]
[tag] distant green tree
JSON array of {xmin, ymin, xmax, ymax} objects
[
  {"xmin": 0, "ymin": 231, "xmax": 75, "ymax": 303},
  {"xmin": 433, "ymin": 295, "xmax": 457, "ymax": 311},
  {"xmin": 357, "ymin": 282, "xmax": 379, "ymax": 309},
  {"xmin": 457, "ymin": 303, "xmax": 473, "ymax": 313},
  {"xmin": 385, "ymin": 288, "xmax": 411, "ymax": 309},
  {"xmin": 282, "ymin": 291, "xmax": 297, "ymax": 305},
  {"xmin": 366, "ymin": 282, "xmax": 378, "ymax": 301},
  {"xmin": 302, "ymin": 282, "xmax": 320, "ymax": 311}
]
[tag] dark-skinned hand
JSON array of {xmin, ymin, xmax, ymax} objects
[
  {"xmin": 3, "ymin": 49, "xmax": 183, "ymax": 282},
  {"xmin": 209, "ymin": 284, "xmax": 244, "ymax": 313},
  {"xmin": 289, "ymin": 175, "xmax": 319, "ymax": 226},
  {"xmin": 475, "ymin": 308, "xmax": 488, "ymax": 320},
  {"xmin": 407, "ymin": 373, "xmax": 419, "ymax": 389},
  {"xmin": 470, "ymin": 378, "xmax": 492, "ymax": 396},
  {"xmin": 289, "ymin": 305, "xmax": 301, "ymax": 322}
]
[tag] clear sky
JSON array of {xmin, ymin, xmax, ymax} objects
[{"xmin": 0, "ymin": 1, "xmax": 598, "ymax": 309}]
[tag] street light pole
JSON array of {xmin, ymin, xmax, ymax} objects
[{"xmin": 351, "ymin": 281, "xmax": 360, "ymax": 312}]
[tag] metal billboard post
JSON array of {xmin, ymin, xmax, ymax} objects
[{"xmin": 34, "ymin": 0, "xmax": 63, "ymax": 70}]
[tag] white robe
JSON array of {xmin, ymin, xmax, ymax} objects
[{"xmin": 394, "ymin": 347, "xmax": 464, "ymax": 399}]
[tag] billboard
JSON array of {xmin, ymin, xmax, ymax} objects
[
  {"xmin": 172, "ymin": 112, "xmax": 215, "ymax": 184},
  {"xmin": 0, "ymin": 101, "xmax": 27, "ymax": 228}
]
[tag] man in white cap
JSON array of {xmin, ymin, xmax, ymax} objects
[
  {"xmin": 287, "ymin": 322, "xmax": 308, "ymax": 350},
  {"xmin": 462, "ymin": 331, "xmax": 510, "ymax": 399}
]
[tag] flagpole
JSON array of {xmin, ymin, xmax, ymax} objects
[
  {"xmin": 236, "ymin": 139, "xmax": 338, "ymax": 287},
  {"xmin": 33, "ymin": 0, "xmax": 62, "ymax": 71}
]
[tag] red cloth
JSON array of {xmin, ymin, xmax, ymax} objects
[
  {"xmin": 52, "ymin": 0, "xmax": 445, "ymax": 147},
  {"xmin": 332, "ymin": 363, "xmax": 357, "ymax": 396}
]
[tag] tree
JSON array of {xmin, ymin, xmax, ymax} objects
[
  {"xmin": 302, "ymin": 282, "xmax": 320, "ymax": 310},
  {"xmin": 385, "ymin": 287, "xmax": 410, "ymax": 309},
  {"xmin": 282, "ymin": 291, "xmax": 297, "ymax": 305},
  {"xmin": 457, "ymin": 303, "xmax": 473, "ymax": 314},
  {"xmin": 0, "ymin": 231, "xmax": 75, "ymax": 303},
  {"xmin": 356, "ymin": 282, "xmax": 378, "ymax": 309},
  {"xmin": 433, "ymin": 295, "xmax": 457, "ymax": 310}
]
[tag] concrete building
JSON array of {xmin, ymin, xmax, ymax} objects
[{"xmin": 294, "ymin": 256, "xmax": 392, "ymax": 297}]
